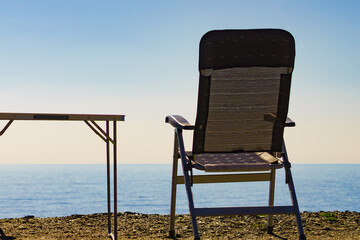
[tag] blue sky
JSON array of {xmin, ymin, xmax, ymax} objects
[{"xmin": 0, "ymin": 0, "xmax": 359, "ymax": 164}]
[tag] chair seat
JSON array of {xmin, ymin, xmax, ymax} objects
[{"xmin": 193, "ymin": 152, "xmax": 283, "ymax": 172}]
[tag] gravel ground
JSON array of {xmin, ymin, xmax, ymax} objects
[{"xmin": 0, "ymin": 211, "xmax": 359, "ymax": 239}]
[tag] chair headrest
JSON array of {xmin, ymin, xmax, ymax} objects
[{"xmin": 199, "ymin": 29, "xmax": 295, "ymax": 70}]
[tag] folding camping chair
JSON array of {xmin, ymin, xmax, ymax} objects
[{"xmin": 165, "ymin": 29, "xmax": 306, "ymax": 240}]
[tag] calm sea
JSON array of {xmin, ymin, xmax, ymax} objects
[{"xmin": 0, "ymin": 164, "xmax": 359, "ymax": 218}]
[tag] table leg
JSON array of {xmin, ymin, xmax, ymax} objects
[{"xmin": 113, "ymin": 121, "xmax": 118, "ymax": 240}]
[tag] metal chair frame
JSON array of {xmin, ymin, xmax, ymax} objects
[{"xmin": 168, "ymin": 125, "xmax": 305, "ymax": 240}]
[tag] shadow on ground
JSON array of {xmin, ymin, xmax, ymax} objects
[{"xmin": 0, "ymin": 228, "xmax": 15, "ymax": 240}]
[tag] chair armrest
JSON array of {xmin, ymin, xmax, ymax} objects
[
  {"xmin": 285, "ymin": 117, "xmax": 295, "ymax": 127},
  {"xmin": 165, "ymin": 115, "xmax": 195, "ymax": 130},
  {"xmin": 264, "ymin": 113, "xmax": 295, "ymax": 127}
]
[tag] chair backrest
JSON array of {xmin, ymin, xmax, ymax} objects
[{"xmin": 193, "ymin": 29, "xmax": 295, "ymax": 154}]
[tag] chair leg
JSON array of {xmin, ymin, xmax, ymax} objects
[
  {"xmin": 267, "ymin": 169, "xmax": 276, "ymax": 234},
  {"xmin": 182, "ymin": 167, "xmax": 200, "ymax": 239},
  {"xmin": 283, "ymin": 141, "xmax": 306, "ymax": 240},
  {"xmin": 285, "ymin": 165, "xmax": 306, "ymax": 239},
  {"xmin": 177, "ymin": 129, "xmax": 200, "ymax": 239},
  {"xmin": 169, "ymin": 132, "xmax": 179, "ymax": 238}
]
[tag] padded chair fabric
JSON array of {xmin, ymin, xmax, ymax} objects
[
  {"xmin": 193, "ymin": 151, "xmax": 282, "ymax": 172},
  {"xmin": 203, "ymin": 67, "xmax": 289, "ymax": 152}
]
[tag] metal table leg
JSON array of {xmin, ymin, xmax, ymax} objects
[{"xmin": 86, "ymin": 120, "xmax": 118, "ymax": 240}]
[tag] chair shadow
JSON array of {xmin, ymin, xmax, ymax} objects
[
  {"xmin": 269, "ymin": 232, "xmax": 288, "ymax": 240},
  {"xmin": 0, "ymin": 228, "xmax": 16, "ymax": 240}
]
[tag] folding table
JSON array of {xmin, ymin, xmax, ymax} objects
[{"xmin": 0, "ymin": 112, "xmax": 125, "ymax": 240}]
